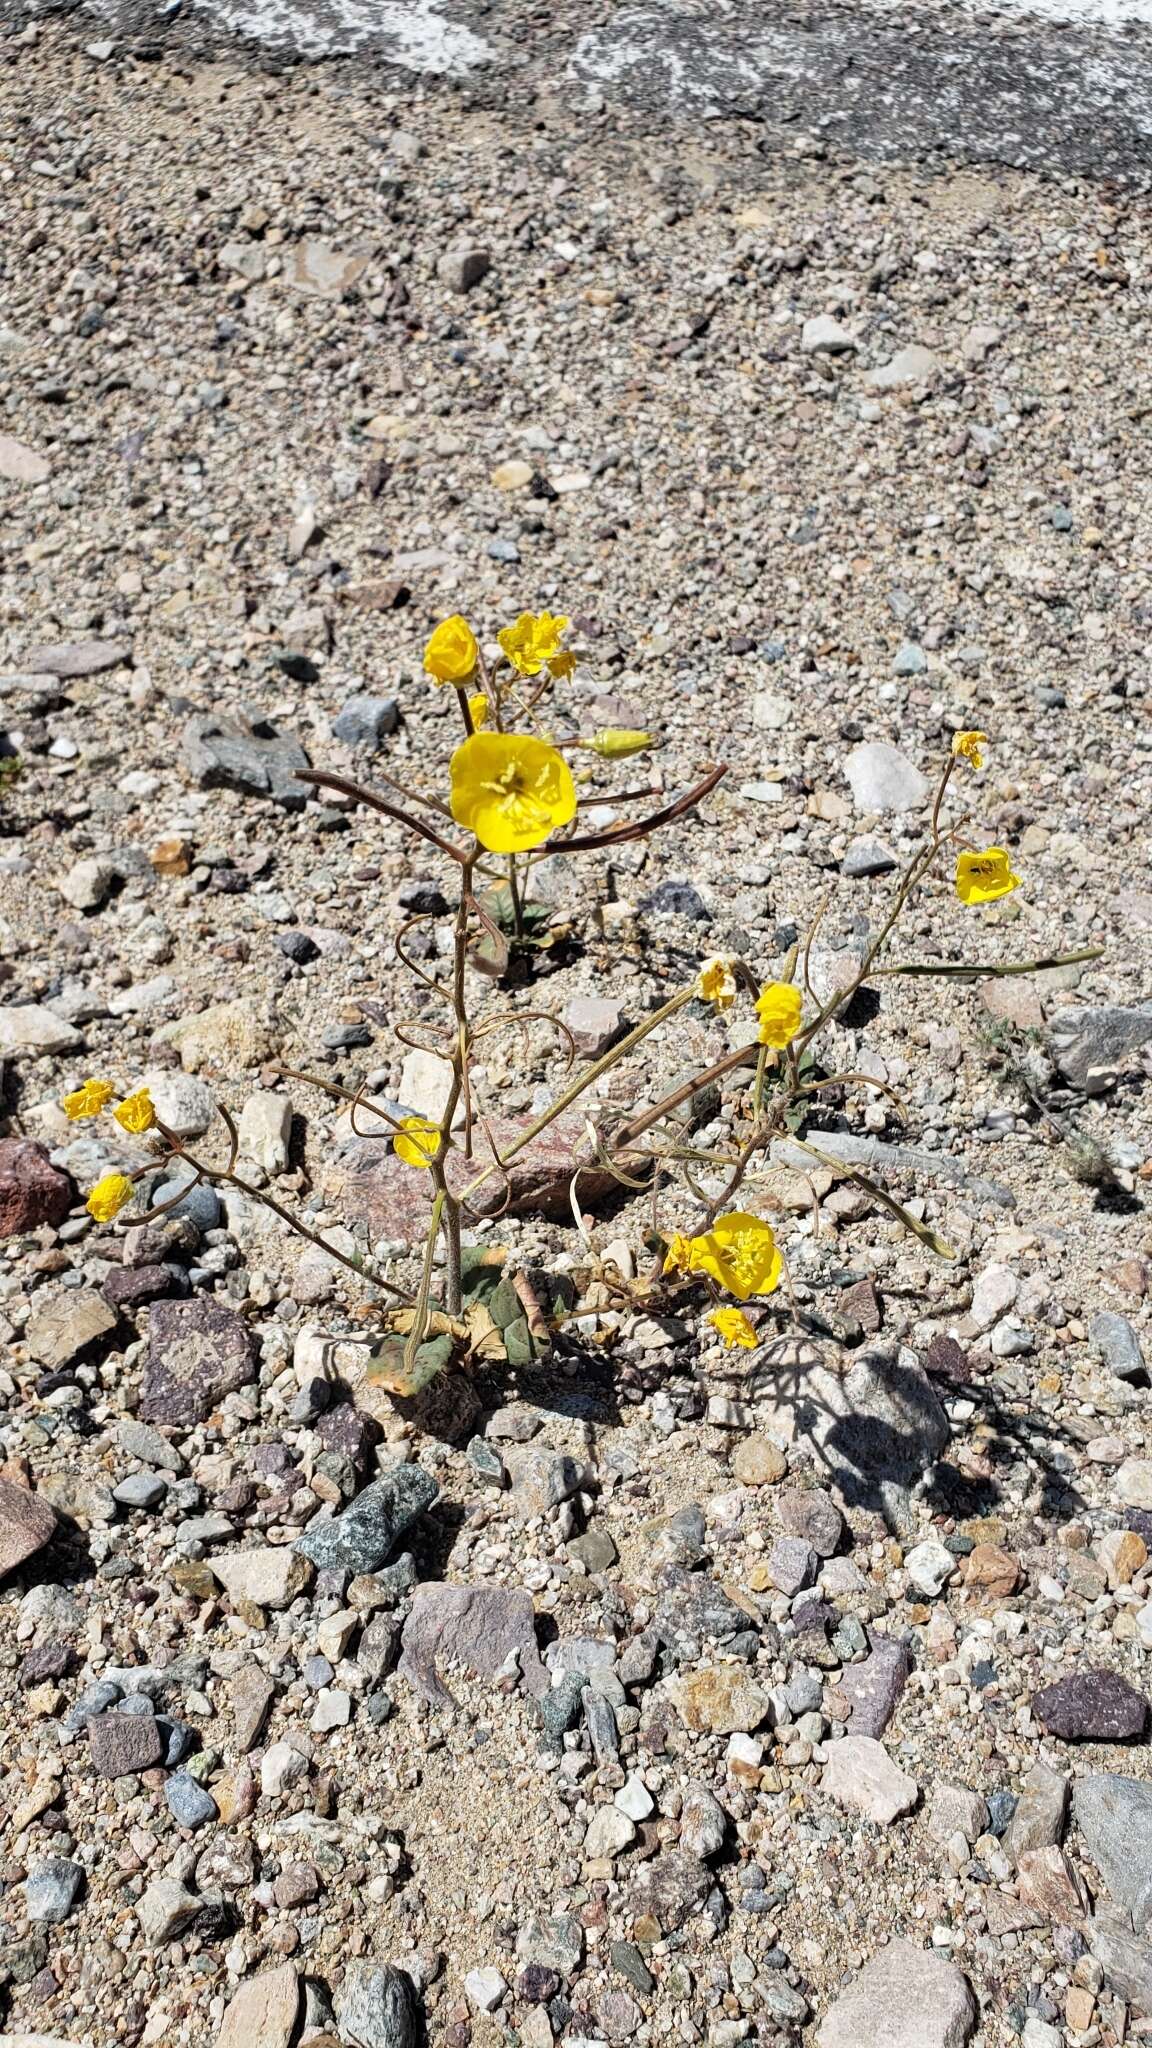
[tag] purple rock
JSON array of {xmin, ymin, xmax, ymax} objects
[
  {"xmin": 140, "ymin": 1298, "xmax": 259, "ymax": 1425},
  {"xmin": 0, "ymin": 1138, "xmax": 74, "ymax": 1240},
  {"xmin": 778, "ymin": 1487, "xmax": 845, "ymax": 1558},
  {"xmin": 398, "ymin": 1582, "xmax": 548, "ymax": 1706},
  {"xmin": 1034, "ymin": 1670, "xmax": 1149, "ymax": 1742},
  {"xmin": 837, "ymin": 1632, "xmax": 912, "ymax": 1738},
  {"xmin": 767, "ymin": 1536, "xmax": 818, "ymax": 1598},
  {"xmin": 88, "ymin": 1711, "xmax": 164, "ymax": 1778},
  {"xmin": 102, "ymin": 1264, "xmax": 188, "ymax": 1310}
]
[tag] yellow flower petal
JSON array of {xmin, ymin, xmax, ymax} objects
[
  {"xmin": 688, "ymin": 1212, "xmax": 782, "ymax": 1302},
  {"xmin": 450, "ymin": 732, "xmax": 577, "ymax": 854},
  {"xmin": 113, "ymin": 1088, "xmax": 156, "ymax": 1135},
  {"xmin": 62, "ymin": 1078, "xmax": 114, "ymax": 1121},
  {"xmin": 955, "ymin": 847, "xmax": 1020, "ymax": 906},
  {"xmin": 697, "ymin": 956, "xmax": 738, "ymax": 1011},
  {"xmin": 497, "ymin": 610, "xmax": 570, "ymax": 678},
  {"xmin": 394, "ymin": 1117, "xmax": 441, "ymax": 1169},
  {"xmin": 951, "ymin": 729, "xmax": 988, "ymax": 770},
  {"xmin": 755, "ymin": 982, "xmax": 803, "ymax": 1050},
  {"xmin": 424, "ymin": 615, "xmax": 479, "ymax": 685},
  {"xmin": 86, "ymin": 1172, "xmax": 134, "ymax": 1223},
  {"xmin": 709, "ymin": 1307, "xmax": 759, "ymax": 1350},
  {"xmin": 662, "ymin": 1231, "xmax": 696, "ymax": 1278},
  {"xmin": 468, "ymin": 692, "xmax": 490, "ymax": 731}
]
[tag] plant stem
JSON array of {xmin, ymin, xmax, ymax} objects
[{"xmin": 507, "ymin": 853, "xmax": 525, "ymax": 944}]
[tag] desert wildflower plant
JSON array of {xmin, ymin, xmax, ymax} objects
[{"xmin": 64, "ymin": 615, "xmax": 1102, "ymax": 1401}]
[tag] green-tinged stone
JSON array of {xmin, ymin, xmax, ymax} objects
[{"xmin": 536, "ymin": 1671, "xmax": 587, "ymax": 1749}]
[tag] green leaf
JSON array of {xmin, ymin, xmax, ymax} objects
[{"xmin": 366, "ymin": 1332, "xmax": 455, "ymax": 1397}]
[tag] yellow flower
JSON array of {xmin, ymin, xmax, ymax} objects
[
  {"xmin": 549, "ymin": 649, "xmax": 577, "ymax": 680},
  {"xmin": 662, "ymin": 1231, "xmax": 696, "ymax": 1278},
  {"xmin": 588, "ymin": 728, "xmax": 653, "ymax": 759},
  {"xmin": 450, "ymin": 732, "xmax": 577, "ymax": 854},
  {"xmin": 62, "ymin": 1079, "xmax": 114, "ymax": 1121},
  {"xmin": 113, "ymin": 1088, "xmax": 155, "ymax": 1135},
  {"xmin": 697, "ymin": 956, "xmax": 738, "ymax": 1010},
  {"xmin": 690, "ymin": 1212, "xmax": 782, "ymax": 1302},
  {"xmin": 755, "ymin": 982, "xmax": 803, "ymax": 1050},
  {"xmin": 952, "ymin": 729, "xmax": 988, "ymax": 770},
  {"xmin": 86, "ymin": 1172, "xmax": 134, "ymax": 1223},
  {"xmin": 424, "ymin": 614, "xmax": 479, "ymax": 686},
  {"xmin": 709, "ymin": 1307, "xmax": 759, "ymax": 1350},
  {"xmin": 955, "ymin": 847, "xmax": 1021, "ymax": 906},
  {"xmin": 497, "ymin": 610, "xmax": 569, "ymax": 678},
  {"xmin": 468, "ymin": 692, "xmax": 490, "ymax": 731},
  {"xmin": 394, "ymin": 1116, "xmax": 441, "ymax": 1169}
]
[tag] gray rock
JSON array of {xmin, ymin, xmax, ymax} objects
[
  {"xmin": 0, "ymin": 1002, "xmax": 82, "ymax": 1057},
  {"xmin": 295, "ymin": 1465, "xmax": 438, "ymax": 1574},
  {"xmin": 842, "ymin": 835, "xmax": 898, "ymax": 878},
  {"xmin": 137, "ymin": 1876, "xmax": 202, "ymax": 1946},
  {"xmin": 790, "ymin": 1346, "xmax": 950, "ymax": 1530},
  {"xmin": 837, "ymin": 1633, "xmax": 912, "ymax": 1739},
  {"xmin": 867, "ymin": 343, "xmax": 944, "ymax": 389},
  {"xmin": 151, "ymin": 1164, "xmax": 222, "ymax": 1231},
  {"xmin": 25, "ymin": 1288, "xmax": 118, "ymax": 1366},
  {"xmin": 63, "ymin": 1679, "xmax": 122, "ymax": 1734},
  {"xmin": 1073, "ymin": 1775, "xmax": 1152, "ymax": 1926},
  {"xmin": 1090, "ymin": 1310, "xmax": 1146, "ymax": 1382},
  {"xmin": 844, "ymin": 741, "xmax": 930, "ymax": 815},
  {"xmin": 516, "ymin": 1912, "xmax": 585, "ymax": 1977},
  {"xmin": 332, "ymin": 694, "xmax": 400, "ymax": 749},
  {"xmin": 397, "ymin": 1581, "xmax": 547, "ymax": 1705},
  {"xmin": 893, "ymin": 642, "xmax": 927, "ymax": 676},
  {"xmin": 506, "ymin": 1447, "xmax": 586, "ymax": 1513},
  {"xmin": 779, "ymin": 1488, "xmax": 844, "ymax": 1558},
  {"xmin": 926, "ymin": 1785, "xmax": 989, "ymax": 1847},
  {"xmin": 625, "ymin": 1850, "xmax": 712, "ymax": 1933},
  {"xmin": 653, "ymin": 1566, "xmax": 758, "ymax": 1659},
  {"xmin": 584, "ymin": 1688, "xmax": 619, "ymax": 1761},
  {"xmin": 59, "ymin": 856, "xmax": 118, "ymax": 911},
  {"xmin": 182, "ymin": 710, "xmax": 311, "ymax": 809},
  {"xmin": 767, "ymin": 1536, "xmax": 818, "ymax": 1596},
  {"xmin": 772, "ymin": 1130, "xmax": 1014, "ymax": 1208},
  {"xmin": 437, "ymin": 245, "xmax": 491, "ymax": 292},
  {"xmin": 816, "ymin": 1938, "xmax": 976, "ymax": 2047},
  {"xmin": 26, "ymin": 638, "xmax": 131, "ymax": 677},
  {"xmin": 679, "ymin": 1781, "xmax": 728, "ymax": 1859},
  {"xmin": 165, "ymin": 1772, "xmax": 219, "ymax": 1828},
  {"xmin": 1048, "ymin": 1002, "xmax": 1152, "ymax": 1089},
  {"xmin": 802, "ymin": 314, "xmax": 857, "ymax": 355},
  {"xmin": 212, "ymin": 1547, "xmax": 313, "ymax": 1612},
  {"xmin": 141, "ymin": 1298, "xmax": 260, "ymax": 1426},
  {"xmin": 25, "ymin": 1856, "xmax": 84, "ymax": 1923},
  {"xmin": 112, "ymin": 1472, "xmax": 168, "ymax": 1510},
  {"xmin": 1090, "ymin": 1922, "xmax": 1152, "ymax": 2012},
  {"xmin": 1005, "ymin": 1761, "xmax": 1068, "ymax": 1864},
  {"xmin": 117, "ymin": 1418, "xmax": 185, "ymax": 1473},
  {"xmin": 334, "ymin": 1961, "xmax": 421, "ymax": 2048}
]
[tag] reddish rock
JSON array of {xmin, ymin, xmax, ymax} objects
[
  {"xmin": 324, "ymin": 1111, "xmax": 649, "ymax": 1248},
  {"xmin": 141, "ymin": 1298, "xmax": 260, "ymax": 1425},
  {"xmin": 0, "ymin": 1138, "xmax": 74, "ymax": 1239},
  {"xmin": 0, "ymin": 1477, "xmax": 57, "ymax": 1578}
]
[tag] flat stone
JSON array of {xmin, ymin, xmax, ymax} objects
[
  {"xmin": 25, "ymin": 638, "xmax": 131, "ymax": 677},
  {"xmin": 1091, "ymin": 1310, "xmax": 1146, "ymax": 1381},
  {"xmin": 138, "ymin": 1071, "xmax": 216, "ymax": 1137},
  {"xmin": 285, "ymin": 238, "xmax": 372, "ymax": 297},
  {"xmin": 1073, "ymin": 1774, "xmax": 1152, "ymax": 1926},
  {"xmin": 766, "ymin": 1536, "xmax": 818, "ymax": 1596},
  {"xmin": 237, "ymin": 1092, "xmax": 293, "ymax": 1173},
  {"xmin": 926, "ymin": 1785, "xmax": 989, "ymax": 1846},
  {"xmin": 0, "ymin": 433, "xmax": 51, "ymax": 484},
  {"xmin": 802, "ymin": 314, "xmax": 857, "ymax": 355},
  {"xmin": 821, "ymin": 1736, "xmax": 919, "ymax": 1825},
  {"xmin": 1115, "ymin": 1459, "xmax": 1152, "ymax": 1510},
  {"xmin": 1090, "ymin": 1923, "xmax": 1152, "ymax": 2011},
  {"xmin": 563, "ymin": 995, "xmax": 626, "ymax": 1057},
  {"xmin": 260, "ymin": 1741, "xmax": 309, "ymax": 1799},
  {"xmin": 0, "ymin": 1481, "xmax": 57, "ymax": 1578},
  {"xmin": 585, "ymin": 1805, "xmax": 636, "ymax": 1858},
  {"xmin": 166, "ymin": 1772, "xmax": 219, "ymax": 1829},
  {"xmin": 969, "ymin": 1263, "xmax": 1017, "ymax": 1332},
  {"xmin": 868, "ymin": 343, "xmax": 944, "ymax": 388},
  {"xmin": 117, "ymin": 1419, "xmax": 185, "ymax": 1473},
  {"xmin": 778, "ymin": 1487, "xmax": 844, "ymax": 1557},
  {"xmin": 438, "ymin": 245, "xmax": 491, "ymax": 292},
  {"xmin": 212, "ymin": 1547, "xmax": 313, "ymax": 1613},
  {"xmin": 331, "ymin": 694, "xmax": 400, "ymax": 749},
  {"xmin": 625, "ymin": 1850, "xmax": 712, "ymax": 1934},
  {"xmin": 1049, "ymin": 1002, "xmax": 1152, "ymax": 1089},
  {"xmin": 1005, "ymin": 1762, "xmax": 1068, "ymax": 1863},
  {"xmin": 157, "ymin": 997, "xmax": 275, "ymax": 1074},
  {"xmin": 0, "ymin": 1138, "xmax": 74, "ymax": 1239},
  {"xmin": 216, "ymin": 1963, "xmax": 300, "ymax": 2048},
  {"xmin": 24, "ymin": 1857, "xmax": 83, "ymax": 1924},
  {"xmin": 0, "ymin": 1004, "xmax": 82, "ymax": 1057},
  {"xmin": 1033, "ymin": 1669, "xmax": 1148, "ymax": 1741},
  {"xmin": 791, "ymin": 1347, "xmax": 950, "ymax": 1531},
  {"xmin": 295, "ymin": 1466, "xmax": 438, "ymax": 1574},
  {"xmin": 141, "ymin": 1298, "xmax": 260, "ymax": 1425},
  {"xmin": 842, "ymin": 835, "xmax": 899, "ymax": 878},
  {"xmin": 183, "ymin": 711, "xmax": 311, "ymax": 808},
  {"xmin": 229, "ymin": 1662, "xmax": 278, "ymax": 1748},
  {"xmin": 137, "ymin": 1877, "xmax": 201, "ymax": 1946},
  {"xmin": 1016, "ymin": 1844, "xmax": 1088, "ymax": 1923},
  {"xmin": 668, "ymin": 1667, "xmax": 772, "ymax": 1735},
  {"xmin": 59, "ymin": 857, "xmax": 118, "ymax": 912},
  {"xmin": 837, "ymin": 1634, "xmax": 912, "ymax": 1739},
  {"xmin": 398, "ymin": 1583, "xmax": 548, "ymax": 1705},
  {"xmin": 88, "ymin": 1711, "xmax": 164, "ymax": 1778},
  {"xmin": 25, "ymin": 1289, "xmax": 117, "ymax": 1367},
  {"xmin": 816, "ymin": 1938, "xmax": 976, "ymax": 2048},
  {"xmin": 844, "ymin": 742, "xmax": 930, "ymax": 815}
]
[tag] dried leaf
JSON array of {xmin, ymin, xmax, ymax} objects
[{"xmin": 366, "ymin": 1332, "xmax": 456, "ymax": 1396}]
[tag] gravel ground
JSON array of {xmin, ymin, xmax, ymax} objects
[{"xmin": 3, "ymin": 29, "xmax": 1152, "ymax": 2048}]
